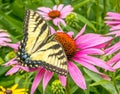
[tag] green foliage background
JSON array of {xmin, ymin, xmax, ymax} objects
[{"xmin": 0, "ymin": 0, "xmax": 120, "ymax": 94}]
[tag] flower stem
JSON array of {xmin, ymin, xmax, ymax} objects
[
  {"xmin": 116, "ymin": 0, "xmax": 120, "ymax": 13},
  {"xmin": 65, "ymin": 77, "xmax": 70, "ymax": 94},
  {"xmin": 103, "ymin": 0, "xmax": 107, "ymax": 34},
  {"xmin": 24, "ymin": 73, "xmax": 29, "ymax": 93},
  {"xmin": 112, "ymin": 73, "xmax": 119, "ymax": 94}
]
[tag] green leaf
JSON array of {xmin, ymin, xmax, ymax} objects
[
  {"xmin": 0, "ymin": 66, "xmax": 10, "ymax": 76},
  {"xmin": 72, "ymin": 0, "xmax": 90, "ymax": 10},
  {"xmin": 77, "ymin": 14, "xmax": 96, "ymax": 32},
  {"xmin": 84, "ymin": 68, "xmax": 118, "ymax": 94}
]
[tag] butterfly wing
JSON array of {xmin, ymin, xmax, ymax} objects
[
  {"xmin": 30, "ymin": 39, "xmax": 68, "ymax": 76},
  {"xmin": 17, "ymin": 10, "xmax": 68, "ymax": 76},
  {"xmin": 23, "ymin": 10, "xmax": 50, "ymax": 54}
]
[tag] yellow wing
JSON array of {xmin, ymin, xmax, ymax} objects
[{"xmin": 17, "ymin": 10, "xmax": 68, "ymax": 76}]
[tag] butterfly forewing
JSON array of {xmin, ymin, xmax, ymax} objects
[
  {"xmin": 24, "ymin": 10, "xmax": 49, "ymax": 54},
  {"xmin": 18, "ymin": 10, "xmax": 68, "ymax": 76}
]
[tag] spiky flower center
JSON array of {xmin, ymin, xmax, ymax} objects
[
  {"xmin": 5, "ymin": 90, "xmax": 12, "ymax": 94},
  {"xmin": 55, "ymin": 32, "xmax": 77, "ymax": 59},
  {"xmin": 48, "ymin": 10, "xmax": 61, "ymax": 18}
]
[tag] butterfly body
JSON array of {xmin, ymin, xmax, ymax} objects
[{"xmin": 17, "ymin": 10, "xmax": 68, "ymax": 76}]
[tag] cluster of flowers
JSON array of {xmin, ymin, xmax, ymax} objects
[{"xmin": 1, "ymin": 4, "xmax": 120, "ymax": 94}]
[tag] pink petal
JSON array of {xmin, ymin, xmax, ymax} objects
[
  {"xmin": 4, "ymin": 58, "xmax": 17, "ymax": 66},
  {"xmin": 61, "ymin": 5, "xmax": 73, "ymax": 16},
  {"xmin": 107, "ymin": 52, "xmax": 120, "ymax": 66},
  {"xmin": 73, "ymin": 57, "xmax": 102, "ymax": 73},
  {"xmin": 75, "ymin": 33, "xmax": 101, "ymax": 45},
  {"xmin": 37, "ymin": 7, "xmax": 51, "ymax": 13},
  {"xmin": 53, "ymin": 5, "xmax": 57, "ymax": 10},
  {"xmin": 0, "ymin": 38, "xmax": 11, "ymax": 42},
  {"xmin": 53, "ymin": 18, "xmax": 66, "ymax": 26},
  {"xmin": 75, "ymin": 25, "xmax": 86, "ymax": 40},
  {"xmin": 68, "ymin": 61, "xmax": 86, "ymax": 90},
  {"xmin": 31, "ymin": 68, "xmax": 45, "ymax": 94},
  {"xmin": 76, "ymin": 48, "xmax": 104, "ymax": 55},
  {"xmin": 106, "ymin": 12, "xmax": 120, "ymax": 17},
  {"xmin": 107, "ymin": 30, "xmax": 120, "ymax": 37},
  {"xmin": 105, "ymin": 42, "xmax": 120, "ymax": 55},
  {"xmin": 50, "ymin": 26, "xmax": 56, "ymax": 34},
  {"xmin": 5, "ymin": 66, "xmax": 20, "ymax": 76},
  {"xmin": 113, "ymin": 61, "xmax": 120, "ymax": 69},
  {"xmin": 43, "ymin": 70, "xmax": 54, "ymax": 91},
  {"xmin": 105, "ymin": 21, "xmax": 120, "ymax": 25},
  {"xmin": 110, "ymin": 24, "xmax": 120, "ymax": 31},
  {"xmin": 67, "ymin": 31, "xmax": 74, "ymax": 37},
  {"xmin": 19, "ymin": 66, "xmax": 30, "ymax": 72},
  {"xmin": 37, "ymin": 11, "xmax": 49, "ymax": 17},
  {"xmin": 60, "ymin": 5, "xmax": 73, "ymax": 18},
  {"xmin": 6, "ymin": 43, "xmax": 19, "ymax": 50},
  {"xmin": 59, "ymin": 75, "xmax": 66, "ymax": 86},
  {"xmin": 79, "ymin": 55, "xmax": 114, "ymax": 71},
  {"xmin": 0, "ymin": 33, "xmax": 9, "ymax": 37},
  {"xmin": 77, "ymin": 36, "xmax": 112, "ymax": 49},
  {"xmin": 73, "ymin": 57, "xmax": 111, "ymax": 80},
  {"xmin": 57, "ymin": 4, "xmax": 64, "ymax": 11}
]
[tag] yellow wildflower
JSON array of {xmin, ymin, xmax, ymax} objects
[{"xmin": 0, "ymin": 84, "xmax": 27, "ymax": 94}]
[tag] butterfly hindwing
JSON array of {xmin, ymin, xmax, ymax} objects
[{"xmin": 17, "ymin": 10, "xmax": 68, "ymax": 76}]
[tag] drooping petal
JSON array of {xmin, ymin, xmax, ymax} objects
[
  {"xmin": 75, "ymin": 25, "xmax": 86, "ymax": 40},
  {"xmin": 73, "ymin": 57, "xmax": 102, "ymax": 74},
  {"xmin": 43, "ymin": 70, "xmax": 54, "ymax": 91},
  {"xmin": 50, "ymin": 26, "xmax": 56, "ymax": 34},
  {"xmin": 107, "ymin": 52, "xmax": 120, "ymax": 66},
  {"xmin": 105, "ymin": 42, "xmax": 120, "ymax": 55},
  {"xmin": 59, "ymin": 75, "xmax": 66, "ymax": 86},
  {"xmin": 107, "ymin": 30, "xmax": 120, "ymax": 37},
  {"xmin": 5, "ymin": 66, "xmax": 20, "ymax": 76},
  {"xmin": 31, "ymin": 68, "xmax": 45, "ymax": 94},
  {"xmin": 68, "ymin": 61, "xmax": 86, "ymax": 90},
  {"xmin": 73, "ymin": 57, "xmax": 111, "ymax": 80},
  {"xmin": 53, "ymin": 18, "xmax": 66, "ymax": 26},
  {"xmin": 79, "ymin": 55, "xmax": 114, "ymax": 71},
  {"xmin": 113, "ymin": 61, "xmax": 120, "ymax": 69},
  {"xmin": 6, "ymin": 43, "xmax": 19, "ymax": 50},
  {"xmin": 4, "ymin": 58, "xmax": 17, "ymax": 66}
]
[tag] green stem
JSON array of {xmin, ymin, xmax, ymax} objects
[
  {"xmin": 65, "ymin": 77, "xmax": 70, "ymax": 94},
  {"xmin": 103, "ymin": 0, "xmax": 107, "ymax": 34},
  {"xmin": 96, "ymin": 0, "xmax": 100, "ymax": 33},
  {"xmin": 112, "ymin": 73, "xmax": 119, "ymax": 94},
  {"xmin": 24, "ymin": 73, "xmax": 29, "ymax": 93}
]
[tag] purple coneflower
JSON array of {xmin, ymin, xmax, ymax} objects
[
  {"xmin": 0, "ymin": 30, "xmax": 18, "ymax": 50},
  {"xmin": 105, "ymin": 12, "xmax": 120, "ymax": 37},
  {"xmin": 37, "ymin": 4, "xmax": 73, "ymax": 26},
  {"xmin": 5, "ymin": 25, "xmax": 114, "ymax": 94},
  {"xmin": 105, "ymin": 12, "xmax": 120, "ymax": 69}
]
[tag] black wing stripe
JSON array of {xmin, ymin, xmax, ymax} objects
[
  {"xmin": 32, "ymin": 18, "xmax": 43, "ymax": 32},
  {"xmin": 31, "ymin": 23, "xmax": 48, "ymax": 51},
  {"xmin": 49, "ymin": 50, "xmax": 63, "ymax": 56}
]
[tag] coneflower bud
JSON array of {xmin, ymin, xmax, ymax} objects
[
  {"xmin": 65, "ymin": 12, "xmax": 78, "ymax": 28},
  {"xmin": 51, "ymin": 80, "xmax": 65, "ymax": 94}
]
